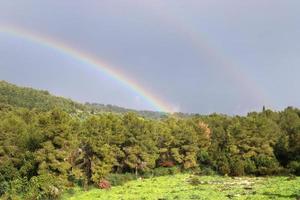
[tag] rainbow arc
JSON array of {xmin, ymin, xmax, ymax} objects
[{"xmin": 0, "ymin": 26, "xmax": 174, "ymax": 113}]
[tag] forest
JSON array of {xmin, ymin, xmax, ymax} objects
[{"xmin": 0, "ymin": 81, "xmax": 299, "ymax": 199}]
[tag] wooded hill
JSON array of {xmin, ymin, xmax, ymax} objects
[
  {"xmin": 0, "ymin": 80, "xmax": 299, "ymax": 199},
  {"xmin": 0, "ymin": 81, "xmax": 84, "ymax": 113},
  {"xmin": 0, "ymin": 81, "xmax": 167, "ymax": 119}
]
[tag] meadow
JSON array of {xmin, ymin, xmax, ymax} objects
[{"xmin": 63, "ymin": 174, "xmax": 300, "ymax": 200}]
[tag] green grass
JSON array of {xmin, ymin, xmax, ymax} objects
[{"xmin": 63, "ymin": 174, "xmax": 300, "ymax": 200}]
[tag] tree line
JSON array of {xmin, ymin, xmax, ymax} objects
[
  {"xmin": 0, "ymin": 81, "xmax": 167, "ymax": 119},
  {"xmin": 0, "ymin": 103, "xmax": 299, "ymax": 199},
  {"xmin": 0, "ymin": 81, "xmax": 299, "ymax": 199}
]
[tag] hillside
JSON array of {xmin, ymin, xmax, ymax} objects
[
  {"xmin": 85, "ymin": 103, "xmax": 167, "ymax": 119},
  {"xmin": 0, "ymin": 81, "xmax": 85, "ymax": 113},
  {"xmin": 0, "ymin": 80, "xmax": 167, "ymax": 118}
]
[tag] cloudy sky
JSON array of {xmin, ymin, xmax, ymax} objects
[{"xmin": 0, "ymin": 0, "xmax": 300, "ymax": 114}]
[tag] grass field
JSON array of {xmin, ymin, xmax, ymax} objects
[{"xmin": 63, "ymin": 174, "xmax": 300, "ymax": 200}]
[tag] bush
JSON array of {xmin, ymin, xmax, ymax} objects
[
  {"xmin": 152, "ymin": 167, "xmax": 180, "ymax": 177},
  {"xmin": 255, "ymin": 155, "xmax": 280, "ymax": 175},
  {"xmin": 98, "ymin": 179, "xmax": 111, "ymax": 190},
  {"xmin": 151, "ymin": 167, "xmax": 169, "ymax": 177},
  {"xmin": 142, "ymin": 166, "xmax": 180, "ymax": 178},
  {"xmin": 217, "ymin": 159, "xmax": 230, "ymax": 175},
  {"xmin": 0, "ymin": 175, "xmax": 9, "ymax": 197},
  {"xmin": 168, "ymin": 166, "xmax": 181, "ymax": 175},
  {"xmin": 196, "ymin": 167, "xmax": 216, "ymax": 176},
  {"xmin": 0, "ymin": 164, "xmax": 24, "ymax": 198},
  {"xmin": 230, "ymin": 159, "xmax": 245, "ymax": 176},
  {"xmin": 0, "ymin": 179, "xmax": 9, "ymax": 197},
  {"xmin": 197, "ymin": 150, "xmax": 210, "ymax": 165},
  {"xmin": 0, "ymin": 163, "xmax": 19, "ymax": 183},
  {"xmin": 65, "ymin": 188, "xmax": 76, "ymax": 196},
  {"xmin": 24, "ymin": 175, "xmax": 62, "ymax": 200},
  {"xmin": 244, "ymin": 159, "xmax": 257, "ymax": 174},
  {"xmin": 287, "ymin": 161, "xmax": 300, "ymax": 175},
  {"xmin": 105, "ymin": 173, "xmax": 136, "ymax": 186}
]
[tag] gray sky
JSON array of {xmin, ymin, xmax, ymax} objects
[{"xmin": 1, "ymin": 0, "xmax": 300, "ymax": 114}]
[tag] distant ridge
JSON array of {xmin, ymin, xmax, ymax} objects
[{"xmin": 0, "ymin": 80, "xmax": 168, "ymax": 118}]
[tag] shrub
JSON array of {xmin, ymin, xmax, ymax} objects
[
  {"xmin": 217, "ymin": 160, "xmax": 230, "ymax": 175},
  {"xmin": 24, "ymin": 175, "xmax": 62, "ymax": 200},
  {"xmin": 244, "ymin": 159, "xmax": 257, "ymax": 174},
  {"xmin": 255, "ymin": 155, "xmax": 280, "ymax": 175},
  {"xmin": 230, "ymin": 159, "xmax": 245, "ymax": 176},
  {"xmin": 0, "ymin": 164, "xmax": 24, "ymax": 198},
  {"xmin": 197, "ymin": 150, "xmax": 210, "ymax": 165},
  {"xmin": 65, "ymin": 188, "xmax": 76, "ymax": 196},
  {"xmin": 287, "ymin": 161, "xmax": 300, "ymax": 175},
  {"xmin": 196, "ymin": 167, "xmax": 216, "ymax": 176},
  {"xmin": 152, "ymin": 167, "xmax": 180, "ymax": 177},
  {"xmin": 0, "ymin": 180, "xmax": 8, "ymax": 197},
  {"xmin": 0, "ymin": 163, "xmax": 19, "ymax": 183},
  {"xmin": 6, "ymin": 178, "xmax": 28, "ymax": 197},
  {"xmin": 152, "ymin": 167, "xmax": 170, "ymax": 177},
  {"xmin": 168, "ymin": 166, "xmax": 181, "ymax": 175},
  {"xmin": 98, "ymin": 179, "xmax": 111, "ymax": 190},
  {"xmin": 106, "ymin": 173, "xmax": 136, "ymax": 186}
]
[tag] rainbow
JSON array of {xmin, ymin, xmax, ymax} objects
[
  {"xmin": 0, "ymin": 26, "xmax": 174, "ymax": 113},
  {"xmin": 144, "ymin": 2, "xmax": 272, "ymax": 108}
]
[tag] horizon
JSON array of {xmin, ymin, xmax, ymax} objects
[
  {"xmin": 1, "ymin": 79, "xmax": 288, "ymax": 116},
  {"xmin": 1, "ymin": 1, "xmax": 300, "ymax": 115}
]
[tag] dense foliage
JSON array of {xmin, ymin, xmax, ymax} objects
[
  {"xmin": 0, "ymin": 81, "xmax": 299, "ymax": 199},
  {"xmin": 0, "ymin": 81, "xmax": 85, "ymax": 113}
]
